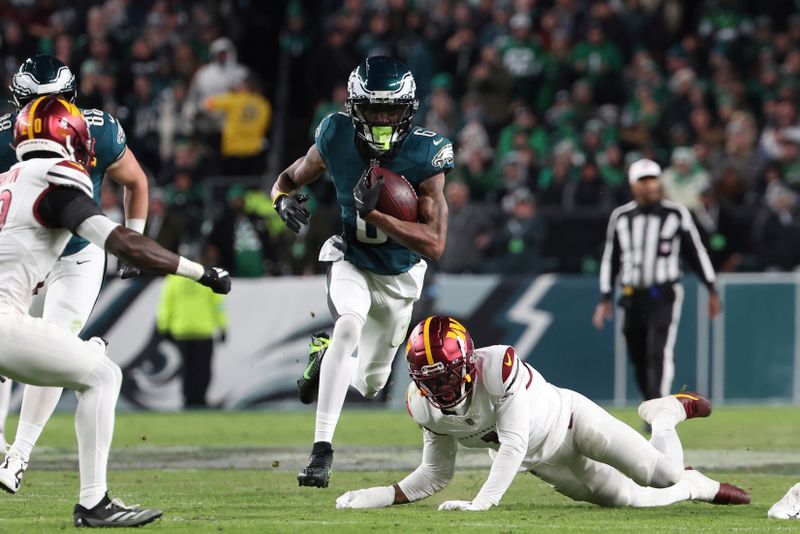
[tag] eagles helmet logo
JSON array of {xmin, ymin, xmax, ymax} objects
[{"xmin": 10, "ymin": 55, "xmax": 77, "ymax": 109}]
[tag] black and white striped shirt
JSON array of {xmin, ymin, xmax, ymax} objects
[{"xmin": 599, "ymin": 200, "xmax": 716, "ymax": 298}]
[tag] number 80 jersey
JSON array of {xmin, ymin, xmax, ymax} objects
[
  {"xmin": 0, "ymin": 108, "xmax": 127, "ymax": 257},
  {"xmin": 314, "ymin": 112, "xmax": 454, "ymax": 275}
]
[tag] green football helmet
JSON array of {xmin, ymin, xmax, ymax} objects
[
  {"xmin": 346, "ymin": 56, "xmax": 418, "ymax": 156},
  {"xmin": 10, "ymin": 55, "xmax": 77, "ymax": 109}
]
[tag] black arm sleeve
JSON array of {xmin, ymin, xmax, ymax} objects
[{"xmin": 37, "ymin": 186, "xmax": 104, "ymax": 233}]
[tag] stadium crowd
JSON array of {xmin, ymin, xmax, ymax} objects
[{"xmin": 3, "ymin": 0, "xmax": 800, "ymax": 276}]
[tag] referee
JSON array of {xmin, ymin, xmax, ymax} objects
[{"xmin": 592, "ymin": 158, "xmax": 722, "ymax": 401}]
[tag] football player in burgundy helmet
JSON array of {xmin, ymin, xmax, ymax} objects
[
  {"xmin": 336, "ymin": 316, "xmax": 749, "ymax": 512},
  {"xmin": 0, "ymin": 54, "xmax": 150, "ymax": 495},
  {"xmin": 0, "ymin": 96, "xmax": 230, "ymax": 527}
]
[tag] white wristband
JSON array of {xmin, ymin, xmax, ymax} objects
[
  {"xmin": 125, "ymin": 218, "xmax": 146, "ymax": 234},
  {"xmin": 176, "ymin": 256, "xmax": 204, "ymax": 281}
]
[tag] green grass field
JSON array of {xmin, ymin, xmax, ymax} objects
[{"xmin": 0, "ymin": 406, "xmax": 798, "ymax": 532}]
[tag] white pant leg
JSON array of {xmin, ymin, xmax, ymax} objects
[
  {"xmin": 31, "ymin": 243, "xmax": 106, "ymax": 332},
  {"xmin": 0, "ymin": 379, "xmax": 10, "ymax": 436},
  {"xmin": 14, "ymin": 244, "xmax": 106, "ymax": 459},
  {"xmin": 532, "ymin": 452, "xmax": 691, "ymax": 508},
  {"xmin": 531, "ymin": 392, "xmax": 689, "ymax": 508},
  {"xmin": 314, "ymin": 261, "xmax": 370, "ymax": 443},
  {"xmin": 565, "ymin": 390, "xmax": 683, "ymax": 488},
  {"xmin": 0, "ymin": 313, "xmax": 120, "ymax": 505},
  {"xmin": 350, "ymin": 261, "xmax": 425, "ymax": 398},
  {"xmin": 351, "ymin": 299, "xmax": 414, "ymax": 399}
]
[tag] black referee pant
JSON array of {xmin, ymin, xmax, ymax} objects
[
  {"xmin": 620, "ymin": 284, "xmax": 681, "ymax": 400},
  {"xmin": 175, "ymin": 338, "xmax": 214, "ymax": 408}
]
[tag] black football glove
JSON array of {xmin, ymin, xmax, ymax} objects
[
  {"xmin": 116, "ymin": 262, "xmax": 140, "ymax": 279},
  {"xmin": 198, "ymin": 267, "xmax": 232, "ymax": 294},
  {"xmin": 353, "ymin": 168, "xmax": 384, "ymax": 217},
  {"xmin": 274, "ymin": 193, "xmax": 310, "ymax": 233}
]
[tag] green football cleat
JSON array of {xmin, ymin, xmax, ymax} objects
[{"xmin": 297, "ymin": 332, "xmax": 330, "ymax": 405}]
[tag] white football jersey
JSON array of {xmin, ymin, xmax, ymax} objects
[
  {"xmin": 406, "ymin": 345, "xmax": 572, "ymax": 469},
  {"xmin": 0, "ymin": 158, "xmax": 92, "ymax": 315}
]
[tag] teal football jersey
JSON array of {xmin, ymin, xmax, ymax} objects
[
  {"xmin": 315, "ymin": 112, "xmax": 454, "ymax": 275},
  {"xmin": 0, "ymin": 108, "xmax": 127, "ymax": 256}
]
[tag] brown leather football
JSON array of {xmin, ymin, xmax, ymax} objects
[{"xmin": 371, "ymin": 166, "xmax": 418, "ymax": 222}]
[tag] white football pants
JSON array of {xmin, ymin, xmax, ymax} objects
[
  {"xmin": 0, "ymin": 243, "xmax": 105, "ymax": 460},
  {"xmin": 315, "ymin": 258, "xmax": 426, "ymax": 443},
  {"xmin": 531, "ymin": 390, "xmax": 692, "ymax": 507},
  {"xmin": 0, "ymin": 311, "xmax": 121, "ymax": 506}
]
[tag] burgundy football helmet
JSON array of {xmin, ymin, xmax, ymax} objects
[
  {"xmin": 407, "ymin": 316, "xmax": 475, "ymax": 409},
  {"xmin": 13, "ymin": 95, "xmax": 94, "ymax": 168}
]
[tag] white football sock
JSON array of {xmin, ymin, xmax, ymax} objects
[
  {"xmin": 75, "ymin": 358, "xmax": 121, "ymax": 509},
  {"xmin": 627, "ymin": 478, "xmax": 692, "ymax": 507},
  {"xmin": 0, "ymin": 378, "xmax": 11, "ymax": 436},
  {"xmin": 10, "ymin": 385, "xmax": 64, "ymax": 460},
  {"xmin": 649, "ymin": 416, "xmax": 684, "ymax": 469},
  {"xmin": 314, "ymin": 313, "xmax": 362, "ymax": 444}
]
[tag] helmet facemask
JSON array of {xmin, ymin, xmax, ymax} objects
[
  {"xmin": 346, "ymin": 57, "xmax": 419, "ymax": 157},
  {"xmin": 347, "ymin": 99, "xmax": 417, "ymax": 155},
  {"xmin": 409, "ymin": 336, "xmax": 474, "ymax": 410}
]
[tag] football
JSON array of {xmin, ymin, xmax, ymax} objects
[{"xmin": 371, "ymin": 166, "xmax": 418, "ymax": 222}]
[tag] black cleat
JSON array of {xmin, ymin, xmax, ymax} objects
[
  {"xmin": 297, "ymin": 333, "xmax": 330, "ymax": 405},
  {"xmin": 298, "ymin": 442, "xmax": 334, "ymax": 488},
  {"xmin": 73, "ymin": 493, "xmax": 163, "ymax": 528}
]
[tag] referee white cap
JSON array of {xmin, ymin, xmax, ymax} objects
[{"xmin": 628, "ymin": 158, "xmax": 662, "ymax": 185}]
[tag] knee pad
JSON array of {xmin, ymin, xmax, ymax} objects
[
  {"xmin": 86, "ymin": 358, "xmax": 122, "ymax": 390},
  {"xmin": 333, "ymin": 313, "xmax": 364, "ymax": 347}
]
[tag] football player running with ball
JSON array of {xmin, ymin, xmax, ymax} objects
[
  {"xmin": 0, "ymin": 55, "xmax": 149, "ymax": 490},
  {"xmin": 337, "ymin": 316, "xmax": 750, "ymax": 511},
  {"xmin": 271, "ymin": 56, "xmax": 452, "ymax": 488},
  {"xmin": 0, "ymin": 97, "xmax": 230, "ymax": 526}
]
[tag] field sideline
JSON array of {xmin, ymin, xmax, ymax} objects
[{"xmin": 0, "ymin": 406, "xmax": 797, "ymax": 532}]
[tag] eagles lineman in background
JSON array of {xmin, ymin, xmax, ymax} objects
[
  {"xmin": 0, "ymin": 55, "xmax": 150, "ymax": 493},
  {"xmin": 270, "ymin": 56, "xmax": 453, "ymax": 488},
  {"xmin": 337, "ymin": 316, "xmax": 750, "ymax": 511}
]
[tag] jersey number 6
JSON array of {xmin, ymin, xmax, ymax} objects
[{"xmin": 356, "ymin": 213, "xmax": 388, "ymax": 245}]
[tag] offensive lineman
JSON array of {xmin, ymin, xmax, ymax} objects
[
  {"xmin": 0, "ymin": 96, "xmax": 230, "ymax": 526},
  {"xmin": 271, "ymin": 56, "xmax": 452, "ymax": 487},
  {"xmin": 336, "ymin": 316, "xmax": 750, "ymax": 511},
  {"xmin": 0, "ymin": 55, "xmax": 149, "ymax": 491}
]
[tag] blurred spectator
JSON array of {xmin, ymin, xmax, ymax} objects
[
  {"xmin": 563, "ymin": 159, "xmax": 611, "ymax": 212},
  {"xmin": 438, "ymin": 180, "xmax": 495, "ymax": 273},
  {"xmin": 204, "ymin": 74, "xmax": 271, "ymax": 176},
  {"xmin": 496, "ymin": 106, "xmax": 549, "ymax": 160},
  {"xmin": 184, "ymin": 37, "xmax": 247, "ymax": 135},
  {"xmin": 124, "ymin": 74, "xmax": 161, "ymax": 174},
  {"xmin": 208, "ymin": 185, "xmax": 273, "ymax": 277},
  {"xmin": 661, "ymin": 146, "xmax": 711, "ymax": 212},
  {"xmin": 569, "ymin": 20, "xmax": 623, "ymax": 103},
  {"xmin": 467, "ymin": 44, "xmax": 514, "ymax": 130},
  {"xmin": 751, "ymin": 182, "xmax": 800, "ymax": 271},
  {"xmin": 157, "ymin": 243, "xmax": 227, "ymax": 408},
  {"xmin": 146, "ymin": 188, "xmax": 185, "ymax": 253},
  {"xmin": 500, "ymin": 13, "xmax": 544, "ymax": 106},
  {"xmin": 486, "ymin": 188, "xmax": 547, "ymax": 274},
  {"xmin": 422, "ymin": 76, "xmax": 457, "ymax": 139}
]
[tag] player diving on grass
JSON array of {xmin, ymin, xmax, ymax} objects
[
  {"xmin": 0, "ymin": 96, "xmax": 230, "ymax": 526},
  {"xmin": 0, "ymin": 55, "xmax": 150, "ymax": 491},
  {"xmin": 336, "ymin": 316, "xmax": 750, "ymax": 511},
  {"xmin": 270, "ymin": 56, "xmax": 453, "ymax": 488}
]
